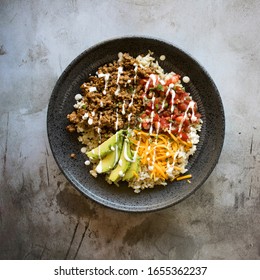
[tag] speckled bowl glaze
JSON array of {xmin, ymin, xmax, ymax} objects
[{"xmin": 47, "ymin": 37, "xmax": 225, "ymax": 212}]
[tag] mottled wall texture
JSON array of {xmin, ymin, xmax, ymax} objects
[{"xmin": 1, "ymin": 0, "xmax": 260, "ymax": 259}]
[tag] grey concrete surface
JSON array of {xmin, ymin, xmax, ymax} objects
[{"xmin": 0, "ymin": 0, "xmax": 260, "ymax": 260}]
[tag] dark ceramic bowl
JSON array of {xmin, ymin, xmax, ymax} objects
[{"xmin": 47, "ymin": 37, "xmax": 225, "ymax": 212}]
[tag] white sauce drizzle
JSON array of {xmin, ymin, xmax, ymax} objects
[
  {"xmin": 75, "ymin": 94, "xmax": 83, "ymax": 101},
  {"xmin": 118, "ymin": 52, "xmax": 123, "ymax": 62},
  {"xmin": 178, "ymin": 100, "xmax": 197, "ymax": 132},
  {"xmin": 144, "ymin": 74, "xmax": 157, "ymax": 93},
  {"xmin": 98, "ymin": 72, "xmax": 110, "ymax": 95},
  {"xmin": 133, "ymin": 64, "xmax": 138, "ymax": 84},
  {"xmin": 129, "ymin": 89, "xmax": 135, "ymax": 108},
  {"xmin": 81, "ymin": 147, "xmax": 87, "ymax": 153},
  {"xmin": 123, "ymin": 139, "xmax": 135, "ymax": 163},
  {"xmin": 95, "ymin": 112, "xmax": 103, "ymax": 173},
  {"xmin": 96, "ymin": 164, "xmax": 102, "ymax": 173},
  {"xmin": 96, "ymin": 143, "xmax": 102, "ymax": 172},
  {"xmin": 115, "ymin": 107, "xmax": 119, "ymax": 131},
  {"xmin": 114, "ymin": 131, "xmax": 120, "ymax": 165},
  {"xmin": 160, "ymin": 55, "xmax": 166, "ymax": 61},
  {"xmin": 115, "ymin": 66, "xmax": 123, "ymax": 95},
  {"xmin": 144, "ymin": 78, "xmax": 151, "ymax": 93},
  {"xmin": 182, "ymin": 76, "xmax": 190, "ymax": 83},
  {"xmin": 148, "ymin": 92, "xmax": 156, "ymax": 134},
  {"xmin": 82, "ymin": 112, "xmax": 89, "ymax": 120},
  {"xmin": 116, "ymin": 66, "xmax": 123, "ymax": 83},
  {"xmin": 122, "ymin": 100, "xmax": 126, "ymax": 115},
  {"xmin": 158, "ymin": 83, "xmax": 174, "ymax": 113},
  {"xmin": 127, "ymin": 113, "xmax": 133, "ymax": 122},
  {"xmin": 89, "ymin": 86, "xmax": 97, "ymax": 92},
  {"xmin": 150, "ymin": 74, "xmax": 157, "ymax": 86},
  {"xmin": 170, "ymin": 89, "xmax": 176, "ymax": 113}
]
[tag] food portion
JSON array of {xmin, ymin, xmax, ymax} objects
[{"xmin": 66, "ymin": 52, "xmax": 202, "ymax": 193}]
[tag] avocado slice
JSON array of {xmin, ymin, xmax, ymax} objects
[
  {"xmin": 123, "ymin": 155, "xmax": 140, "ymax": 181},
  {"xmin": 95, "ymin": 137, "xmax": 124, "ymax": 173},
  {"xmin": 86, "ymin": 130, "xmax": 125, "ymax": 160},
  {"xmin": 108, "ymin": 138, "xmax": 133, "ymax": 182}
]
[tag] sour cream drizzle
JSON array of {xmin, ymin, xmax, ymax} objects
[
  {"xmin": 133, "ymin": 64, "xmax": 138, "ymax": 84},
  {"xmin": 129, "ymin": 88, "xmax": 136, "ymax": 108},
  {"xmin": 178, "ymin": 100, "xmax": 197, "ymax": 132},
  {"xmin": 157, "ymin": 83, "xmax": 175, "ymax": 115},
  {"xmin": 115, "ymin": 107, "xmax": 119, "ymax": 131},
  {"xmin": 89, "ymin": 86, "xmax": 97, "ymax": 92},
  {"xmin": 145, "ymin": 74, "xmax": 157, "ymax": 93},
  {"xmin": 114, "ymin": 131, "xmax": 120, "ymax": 164},
  {"xmin": 149, "ymin": 92, "xmax": 156, "ymax": 134},
  {"xmin": 98, "ymin": 73, "xmax": 110, "ymax": 95},
  {"xmin": 96, "ymin": 137, "xmax": 102, "ymax": 173},
  {"xmin": 170, "ymin": 89, "xmax": 176, "ymax": 113},
  {"xmin": 127, "ymin": 112, "xmax": 132, "ymax": 124},
  {"xmin": 122, "ymin": 100, "xmax": 126, "ymax": 115},
  {"xmin": 123, "ymin": 139, "xmax": 135, "ymax": 163},
  {"xmin": 115, "ymin": 66, "xmax": 123, "ymax": 95}
]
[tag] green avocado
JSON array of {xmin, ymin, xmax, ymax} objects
[
  {"xmin": 86, "ymin": 130, "xmax": 125, "ymax": 160},
  {"xmin": 95, "ymin": 138, "xmax": 124, "ymax": 173},
  {"xmin": 108, "ymin": 138, "xmax": 133, "ymax": 182},
  {"xmin": 123, "ymin": 155, "xmax": 140, "ymax": 181}
]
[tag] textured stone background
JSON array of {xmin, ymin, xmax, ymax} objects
[{"xmin": 0, "ymin": 0, "xmax": 260, "ymax": 259}]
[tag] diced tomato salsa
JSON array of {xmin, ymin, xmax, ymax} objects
[{"xmin": 139, "ymin": 74, "xmax": 201, "ymax": 141}]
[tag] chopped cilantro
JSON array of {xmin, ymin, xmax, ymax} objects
[{"xmin": 157, "ymin": 84, "xmax": 164, "ymax": 91}]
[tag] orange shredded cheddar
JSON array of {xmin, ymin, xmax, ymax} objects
[
  {"xmin": 131, "ymin": 130, "xmax": 193, "ymax": 181},
  {"xmin": 176, "ymin": 174, "xmax": 192, "ymax": 181}
]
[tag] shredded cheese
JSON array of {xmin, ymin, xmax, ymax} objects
[
  {"xmin": 130, "ymin": 130, "xmax": 193, "ymax": 181},
  {"xmin": 176, "ymin": 174, "xmax": 192, "ymax": 181}
]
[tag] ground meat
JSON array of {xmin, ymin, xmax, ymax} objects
[
  {"xmin": 67, "ymin": 111, "xmax": 80, "ymax": 124},
  {"xmin": 67, "ymin": 53, "xmax": 148, "ymax": 140},
  {"xmin": 66, "ymin": 124, "xmax": 76, "ymax": 133}
]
